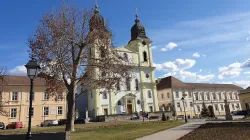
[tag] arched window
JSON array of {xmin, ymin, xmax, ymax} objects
[
  {"xmin": 135, "ymin": 79, "xmax": 139, "ymax": 91},
  {"xmin": 103, "ymin": 91, "xmax": 107, "ymax": 99},
  {"xmin": 123, "ymin": 53, "xmax": 128, "ymax": 61},
  {"xmin": 137, "ymin": 100, "xmax": 141, "ymax": 104},
  {"xmin": 148, "ymin": 90, "xmax": 152, "ymax": 98},
  {"xmin": 230, "ymin": 93, "xmax": 233, "ymax": 100},
  {"xmin": 206, "ymin": 93, "xmax": 210, "ymax": 100},
  {"xmin": 167, "ymin": 92, "xmax": 170, "ymax": 98},
  {"xmin": 235, "ymin": 93, "xmax": 238, "ymax": 99},
  {"xmin": 143, "ymin": 51, "xmax": 147, "ymax": 61},
  {"xmin": 224, "ymin": 93, "xmax": 227, "ymax": 99},
  {"xmin": 146, "ymin": 74, "xmax": 149, "ymax": 78},
  {"xmin": 142, "ymin": 41, "xmax": 146, "ymax": 46},
  {"xmin": 213, "ymin": 93, "xmax": 217, "ymax": 100},
  {"xmin": 117, "ymin": 100, "xmax": 121, "ymax": 105},
  {"xmin": 218, "ymin": 93, "xmax": 222, "ymax": 100},
  {"xmin": 161, "ymin": 93, "xmax": 164, "ymax": 99},
  {"xmin": 126, "ymin": 78, "xmax": 130, "ymax": 91},
  {"xmin": 195, "ymin": 93, "xmax": 199, "ymax": 100}
]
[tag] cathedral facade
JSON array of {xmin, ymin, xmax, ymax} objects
[{"xmin": 76, "ymin": 5, "xmax": 159, "ymax": 118}]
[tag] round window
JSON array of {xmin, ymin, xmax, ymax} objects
[
  {"xmin": 146, "ymin": 74, "xmax": 149, "ymax": 78},
  {"xmin": 137, "ymin": 100, "xmax": 141, "ymax": 104},
  {"xmin": 142, "ymin": 41, "xmax": 146, "ymax": 46}
]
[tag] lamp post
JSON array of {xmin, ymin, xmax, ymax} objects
[
  {"xmin": 181, "ymin": 96, "xmax": 188, "ymax": 123},
  {"xmin": 25, "ymin": 58, "xmax": 41, "ymax": 140}
]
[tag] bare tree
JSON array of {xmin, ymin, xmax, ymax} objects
[
  {"xmin": 0, "ymin": 67, "xmax": 9, "ymax": 116},
  {"xmin": 28, "ymin": 3, "xmax": 132, "ymax": 132}
]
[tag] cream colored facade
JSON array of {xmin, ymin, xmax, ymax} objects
[
  {"xmin": 157, "ymin": 88, "xmax": 172, "ymax": 111},
  {"xmin": 239, "ymin": 86, "xmax": 250, "ymax": 110},
  {"xmin": 0, "ymin": 76, "xmax": 67, "ymax": 127}
]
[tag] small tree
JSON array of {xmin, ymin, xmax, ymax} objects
[
  {"xmin": 200, "ymin": 102, "xmax": 209, "ymax": 117},
  {"xmin": 0, "ymin": 67, "xmax": 9, "ymax": 116},
  {"xmin": 162, "ymin": 112, "xmax": 166, "ymax": 121}
]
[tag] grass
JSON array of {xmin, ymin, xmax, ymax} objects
[
  {"xmin": 0, "ymin": 121, "xmax": 184, "ymax": 140},
  {"xmin": 179, "ymin": 122, "xmax": 250, "ymax": 140}
]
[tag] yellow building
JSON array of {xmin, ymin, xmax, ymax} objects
[
  {"xmin": 239, "ymin": 86, "xmax": 250, "ymax": 110},
  {"xmin": 0, "ymin": 76, "xmax": 67, "ymax": 127}
]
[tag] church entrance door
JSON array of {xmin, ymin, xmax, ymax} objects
[{"xmin": 127, "ymin": 104, "xmax": 132, "ymax": 114}]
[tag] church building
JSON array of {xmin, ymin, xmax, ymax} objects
[{"xmin": 76, "ymin": 5, "xmax": 159, "ymax": 118}]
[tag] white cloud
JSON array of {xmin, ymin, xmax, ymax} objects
[
  {"xmin": 193, "ymin": 52, "xmax": 200, "ymax": 58},
  {"xmin": 178, "ymin": 48, "xmax": 182, "ymax": 51},
  {"xmin": 203, "ymin": 54, "xmax": 206, "ymax": 57},
  {"xmin": 161, "ymin": 42, "xmax": 177, "ymax": 52},
  {"xmin": 199, "ymin": 69, "xmax": 202, "ymax": 72},
  {"xmin": 9, "ymin": 65, "xmax": 27, "ymax": 76},
  {"xmin": 151, "ymin": 46, "xmax": 157, "ymax": 49},
  {"xmin": 244, "ymin": 71, "xmax": 250, "ymax": 74},
  {"xmin": 218, "ymin": 62, "xmax": 242, "ymax": 79},
  {"xmin": 218, "ymin": 81, "xmax": 250, "ymax": 88},
  {"xmin": 154, "ymin": 59, "xmax": 196, "ymax": 72},
  {"xmin": 241, "ymin": 59, "xmax": 250, "ymax": 68}
]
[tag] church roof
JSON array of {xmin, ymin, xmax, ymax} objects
[
  {"xmin": 89, "ymin": 5, "xmax": 106, "ymax": 31},
  {"xmin": 129, "ymin": 12, "xmax": 149, "ymax": 44},
  {"xmin": 157, "ymin": 76, "xmax": 243, "ymax": 90}
]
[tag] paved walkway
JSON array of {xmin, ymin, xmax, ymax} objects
[{"xmin": 136, "ymin": 122, "xmax": 205, "ymax": 140}]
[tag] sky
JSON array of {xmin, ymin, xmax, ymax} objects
[{"xmin": 0, "ymin": 0, "xmax": 250, "ymax": 88}]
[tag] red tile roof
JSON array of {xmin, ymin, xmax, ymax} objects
[{"xmin": 3, "ymin": 76, "xmax": 46, "ymax": 86}]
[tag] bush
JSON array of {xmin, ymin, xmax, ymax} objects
[{"xmin": 162, "ymin": 113, "xmax": 167, "ymax": 121}]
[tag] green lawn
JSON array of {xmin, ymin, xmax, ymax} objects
[{"xmin": 0, "ymin": 121, "xmax": 184, "ymax": 140}]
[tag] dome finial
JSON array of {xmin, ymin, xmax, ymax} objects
[
  {"xmin": 94, "ymin": 0, "xmax": 99, "ymax": 13},
  {"xmin": 135, "ymin": 8, "xmax": 139, "ymax": 22}
]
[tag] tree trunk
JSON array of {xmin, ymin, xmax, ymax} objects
[{"xmin": 65, "ymin": 85, "xmax": 76, "ymax": 132}]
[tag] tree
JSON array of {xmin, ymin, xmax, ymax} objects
[
  {"xmin": 200, "ymin": 102, "xmax": 209, "ymax": 117},
  {"xmin": 0, "ymin": 67, "xmax": 9, "ymax": 116},
  {"xmin": 28, "ymin": 3, "xmax": 132, "ymax": 132}
]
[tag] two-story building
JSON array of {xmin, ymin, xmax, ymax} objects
[
  {"xmin": 157, "ymin": 76, "xmax": 243, "ymax": 118},
  {"xmin": 0, "ymin": 76, "xmax": 67, "ymax": 127}
]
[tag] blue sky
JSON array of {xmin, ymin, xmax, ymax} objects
[{"xmin": 0, "ymin": 0, "xmax": 250, "ymax": 88}]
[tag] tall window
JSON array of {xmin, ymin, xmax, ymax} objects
[
  {"xmin": 58, "ymin": 106, "xmax": 63, "ymax": 115},
  {"xmin": 218, "ymin": 93, "xmax": 222, "ymax": 100},
  {"xmin": 206, "ymin": 93, "xmax": 210, "ymax": 100},
  {"xmin": 230, "ymin": 93, "xmax": 233, "ymax": 100},
  {"xmin": 188, "ymin": 92, "xmax": 192, "ymax": 98},
  {"xmin": 43, "ymin": 107, "xmax": 49, "ymax": 116},
  {"xmin": 201, "ymin": 93, "xmax": 205, "ymax": 100},
  {"xmin": 90, "ymin": 90, "xmax": 93, "ymax": 98},
  {"xmin": 221, "ymin": 104, "xmax": 224, "ymax": 111},
  {"xmin": 10, "ymin": 108, "xmax": 17, "ymax": 118},
  {"xmin": 148, "ymin": 90, "xmax": 152, "ymax": 98},
  {"xmin": 135, "ymin": 79, "xmax": 139, "ymax": 91},
  {"xmin": 215, "ymin": 104, "xmax": 218, "ymax": 111},
  {"xmin": 195, "ymin": 93, "xmax": 199, "ymax": 100},
  {"xmin": 117, "ymin": 81, "xmax": 120, "ymax": 91},
  {"xmin": 143, "ymin": 51, "xmax": 147, "ymax": 61},
  {"xmin": 117, "ymin": 100, "xmax": 121, "ymax": 105},
  {"xmin": 213, "ymin": 93, "xmax": 217, "ymax": 100},
  {"xmin": 44, "ymin": 92, "xmax": 49, "ymax": 100},
  {"xmin": 177, "ymin": 102, "xmax": 180, "ymax": 107},
  {"xmin": 12, "ymin": 92, "xmax": 18, "ymax": 101},
  {"xmin": 190, "ymin": 102, "xmax": 193, "ymax": 107},
  {"xmin": 175, "ymin": 92, "xmax": 179, "ymax": 98},
  {"xmin": 123, "ymin": 53, "xmax": 128, "ymax": 61},
  {"xmin": 126, "ymin": 78, "xmax": 130, "ymax": 91},
  {"xmin": 232, "ymin": 104, "xmax": 235, "ymax": 110},
  {"xmin": 103, "ymin": 92, "xmax": 107, "ymax": 99},
  {"xmin": 28, "ymin": 107, "xmax": 34, "ymax": 117},
  {"xmin": 224, "ymin": 93, "xmax": 227, "ymax": 99},
  {"xmin": 161, "ymin": 94, "xmax": 164, "ymax": 99},
  {"xmin": 167, "ymin": 92, "xmax": 170, "ymax": 98},
  {"xmin": 197, "ymin": 105, "xmax": 200, "ymax": 112},
  {"xmin": 235, "ymin": 93, "xmax": 238, "ymax": 99}
]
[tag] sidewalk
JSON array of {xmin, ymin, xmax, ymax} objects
[{"xmin": 136, "ymin": 122, "xmax": 205, "ymax": 140}]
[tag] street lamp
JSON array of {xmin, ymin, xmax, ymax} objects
[
  {"xmin": 25, "ymin": 58, "xmax": 41, "ymax": 140},
  {"xmin": 181, "ymin": 96, "xmax": 188, "ymax": 123}
]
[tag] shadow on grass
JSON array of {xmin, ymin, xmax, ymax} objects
[{"xmin": 0, "ymin": 133, "xmax": 65, "ymax": 140}]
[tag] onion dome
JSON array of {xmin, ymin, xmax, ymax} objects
[
  {"xmin": 89, "ymin": 5, "xmax": 105, "ymax": 31},
  {"xmin": 129, "ymin": 12, "xmax": 149, "ymax": 43}
]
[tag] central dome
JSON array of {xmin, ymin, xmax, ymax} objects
[
  {"xmin": 129, "ymin": 15, "xmax": 149, "ymax": 43},
  {"xmin": 89, "ymin": 5, "xmax": 105, "ymax": 31}
]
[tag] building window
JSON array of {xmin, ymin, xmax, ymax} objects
[
  {"xmin": 235, "ymin": 93, "xmax": 238, "ymax": 99},
  {"xmin": 190, "ymin": 102, "xmax": 193, "ymax": 107},
  {"xmin": 142, "ymin": 41, "xmax": 146, "ymax": 45},
  {"xmin": 117, "ymin": 81, "xmax": 120, "ymax": 91},
  {"xmin": 145, "ymin": 74, "xmax": 149, "ymax": 78},
  {"xmin": 143, "ymin": 51, "xmax": 147, "ymax": 61},
  {"xmin": 230, "ymin": 93, "xmax": 233, "ymax": 100},
  {"xmin": 148, "ymin": 90, "xmax": 152, "ymax": 98},
  {"xmin": 10, "ymin": 108, "xmax": 17, "ymax": 118},
  {"xmin": 188, "ymin": 92, "xmax": 192, "ymax": 97},
  {"xmin": 135, "ymin": 79, "xmax": 139, "ymax": 91},
  {"xmin": 43, "ymin": 107, "xmax": 49, "ymax": 116},
  {"xmin": 201, "ymin": 93, "xmax": 205, "ymax": 100},
  {"xmin": 232, "ymin": 104, "xmax": 235, "ymax": 110},
  {"xmin": 149, "ymin": 106, "xmax": 153, "ymax": 112},
  {"xmin": 215, "ymin": 104, "xmax": 218, "ymax": 111},
  {"xmin": 137, "ymin": 100, "xmax": 141, "ymax": 104},
  {"xmin": 100, "ymin": 48, "xmax": 105, "ymax": 58},
  {"xmin": 58, "ymin": 106, "xmax": 63, "ymax": 115},
  {"xmin": 236, "ymin": 103, "xmax": 240, "ymax": 109},
  {"xmin": 175, "ymin": 92, "xmax": 179, "ymax": 98},
  {"xmin": 224, "ymin": 93, "xmax": 227, "ymax": 99},
  {"xmin": 126, "ymin": 78, "xmax": 131, "ymax": 91},
  {"xmin": 161, "ymin": 94, "xmax": 164, "ymax": 99},
  {"xmin": 218, "ymin": 93, "xmax": 222, "ymax": 100},
  {"xmin": 12, "ymin": 92, "xmax": 18, "ymax": 101},
  {"xmin": 177, "ymin": 102, "xmax": 180, "ymax": 107},
  {"xmin": 58, "ymin": 93, "xmax": 63, "ymax": 100},
  {"xmin": 206, "ymin": 93, "xmax": 210, "ymax": 100},
  {"xmin": 167, "ymin": 92, "xmax": 170, "ymax": 98},
  {"xmin": 182, "ymin": 92, "xmax": 186, "ymax": 97},
  {"xmin": 197, "ymin": 105, "xmax": 200, "ymax": 112},
  {"xmin": 213, "ymin": 93, "xmax": 217, "ymax": 100},
  {"xmin": 123, "ymin": 53, "xmax": 128, "ymax": 61},
  {"xmin": 221, "ymin": 104, "xmax": 224, "ymax": 111},
  {"xmin": 103, "ymin": 92, "xmax": 107, "ymax": 99},
  {"xmin": 28, "ymin": 107, "xmax": 34, "ymax": 117},
  {"xmin": 90, "ymin": 90, "xmax": 93, "ymax": 98},
  {"xmin": 117, "ymin": 100, "xmax": 121, "ymax": 105},
  {"xmin": 44, "ymin": 92, "xmax": 49, "ymax": 100},
  {"xmin": 195, "ymin": 93, "xmax": 198, "ymax": 100}
]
